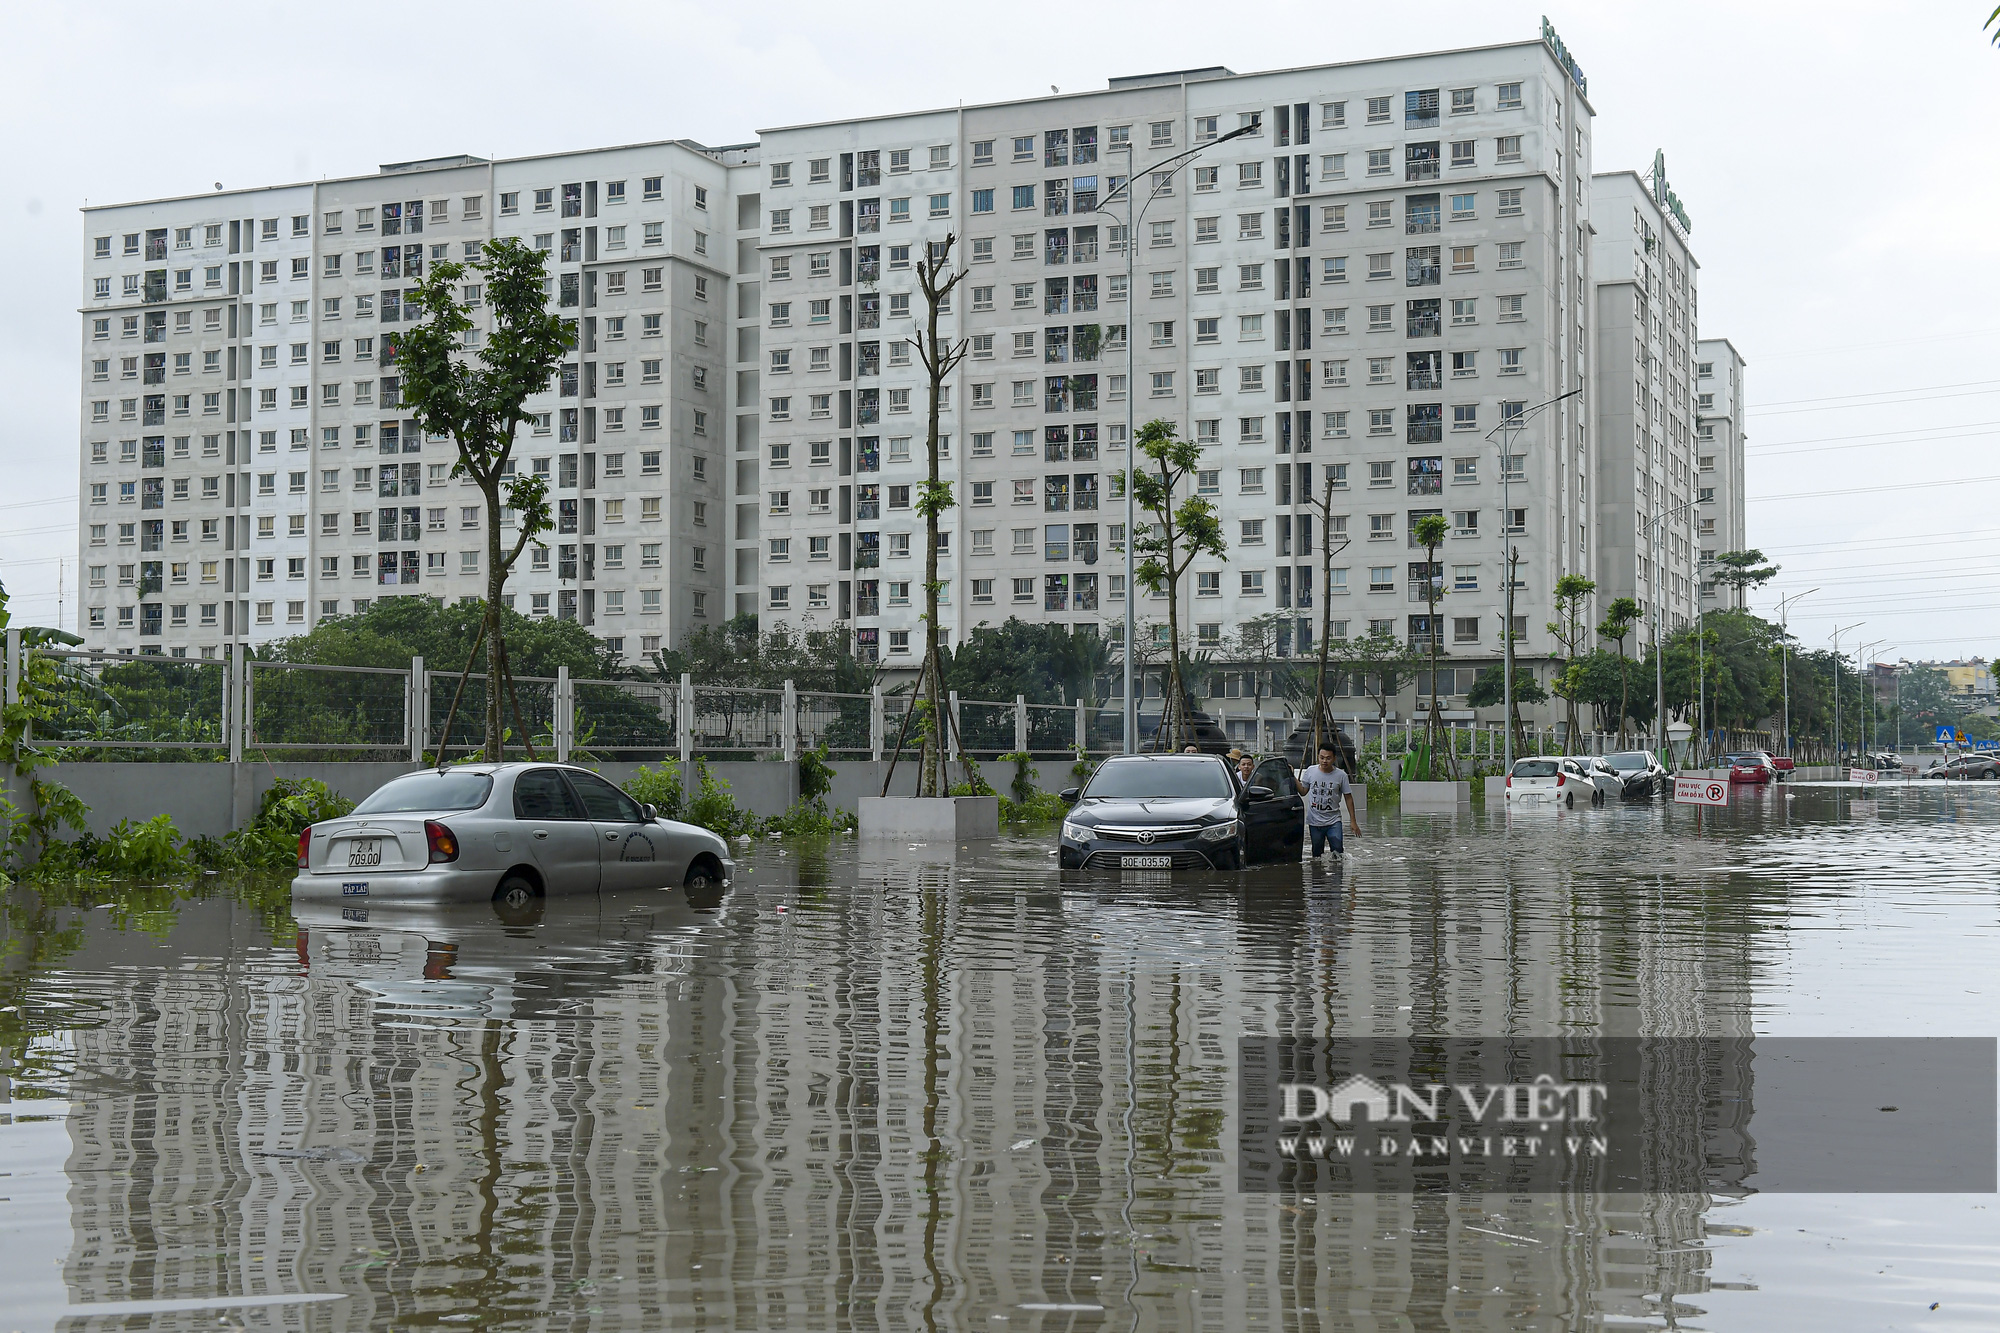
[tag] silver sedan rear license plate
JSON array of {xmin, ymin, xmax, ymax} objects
[
  {"xmin": 346, "ymin": 839, "xmax": 382, "ymax": 868},
  {"xmin": 1122, "ymin": 854, "xmax": 1172, "ymax": 868}
]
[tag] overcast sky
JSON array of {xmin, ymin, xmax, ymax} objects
[{"xmin": 4, "ymin": 1, "xmax": 1997, "ymax": 665}]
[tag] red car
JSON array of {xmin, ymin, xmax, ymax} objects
[
  {"xmin": 1767, "ymin": 753, "xmax": 1795, "ymax": 782},
  {"xmin": 1722, "ymin": 752, "xmax": 1775, "ymax": 784}
]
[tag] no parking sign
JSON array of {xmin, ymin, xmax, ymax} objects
[{"xmin": 1674, "ymin": 777, "xmax": 1729, "ymax": 807}]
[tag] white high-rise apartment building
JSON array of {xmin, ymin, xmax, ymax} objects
[
  {"xmin": 85, "ymin": 32, "xmax": 1711, "ymax": 719},
  {"xmin": 751, "ymin": 45, "xmax": 1596, "ymax": 679},
  {"xmin": 1694, "ymin": 338, "xmax": 1749, "ymax": 608},
  {"xmin": 78, "ymin": 143, "xmax": 740, "ymax": 658},
  {"xmin": 1589, "ymin": 169, "xmax": 1699, "ymax": 635}
]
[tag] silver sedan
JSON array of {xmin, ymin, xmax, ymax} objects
[{"xmin": 292, "ymin": 762, "xmax": 735, "ymax": 909}]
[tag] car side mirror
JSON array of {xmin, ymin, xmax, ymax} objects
[
  {"xmin": 640, "ymin": 804, "xmax": 657, "ymax": 822},
  {"xmin": 1245, "ymin": 785, "xmax": 1274, "ymax": 802},
  {"xmin": 1059, "ymin": 787, "xmax": 1081, "ymax": 804}
]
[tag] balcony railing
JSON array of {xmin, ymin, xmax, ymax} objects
[
  {"xmin": 1407, "ymin": 371, "xmax": 1442, "ymax": 391},
  {"xmin": 1407, "ymin": 315, "xmax": 1441, "ymax": 338}
]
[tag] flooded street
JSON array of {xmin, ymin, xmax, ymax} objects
[{"xmin": 3, "ymin": 785, "xmax": 1997, "ymax": 1331}]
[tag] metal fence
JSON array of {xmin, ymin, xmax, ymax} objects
[
  {"xmin": 21, "ymin": 649, "xmax": 228, "ymax": 754},
  {"xmin": 428, "ymin": 671, "xmax": 556, "ymax": 760},
  {"xmin": 249, "ymin": 660, "xmax": 410, "ymax": 758}
]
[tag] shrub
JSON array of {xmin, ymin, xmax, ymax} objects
[
  {"xmin": 97, "ymin": 814, "xmax": 194, "ymax": 879},
  {"xmin": 622, "ymin": 763, "xmax": 686, "ymax": 822},
  {"xmin": 684, "ymin": 760, "xmax": 757, "ymax": 838},
  {"xmin": 227, "ymin": 778, "xmax": 355, "ymax": 870}
]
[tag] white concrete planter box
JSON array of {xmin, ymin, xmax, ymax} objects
[
  {"xmin": 1400, "ymin": 780, "xmax": 1471, "ymax": 811},
  {"xmin": 857, "ymin": 795, "xmax": 1000, "ymax": 841},
  {"xmin": 1483, "ymin": 775, "xmax": 1508, "ymax": 802}
]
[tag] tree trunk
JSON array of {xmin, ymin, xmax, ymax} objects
[
  {"xmin": 482, "ymin": 474, "xmax": 506, "ymax": 761},
  {"xmin": 1157, "ymin": 456, "xmax": 1184, "ymax": 750},
  {"xmin": 1616, "ymin": 643, "xmax": 1629, "ymax": 749}
]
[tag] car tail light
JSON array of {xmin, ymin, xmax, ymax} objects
[
  {"xmin": 1505, "ymin": 774, "xmax": 1512, "ymax": 788},
  {"xmin": 425, "ymin": 821, "xmax": 459, "ymax": 864},
  {"xmin": 1555, "ymin": 771, "xmax": 1566, "ymax": 787},
  {"xmin": 297, "ymin": 827, "xmax": 311, "ymax": 870}
]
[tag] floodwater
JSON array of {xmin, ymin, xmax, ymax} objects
[{"xmin": 2, "ymin": 784, "xmax": 1997, "ymax": 1331}]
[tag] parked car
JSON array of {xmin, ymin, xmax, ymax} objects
[
  {"xmin": 292, "ymin": 764, "xmax": 735, "ymax": 907},
  {"xmin": 1567, "ymin": 757, "xmax": 1625, "ymax": 805},
  {"xmin": 1924, "ymin": 753, "xmax": 2000, "ymax": 781},
  {"xmin": 1058, "ymin": 753, "xmax": 1299, "ymax": 870},
  {"xmin": 1852, "ymin": 752, "xmax": 1903, "ymax": 773},
  {"xmin": 1721, "ymin": 752, "xmax": 1776, "ymax": 784},
  {"xmin": 1601, "ymin": 750, "xmax": 1669, "ymax": 798},
  {"xmin": 1767, "ymin": 753, "xmax": 1796, "ymax": 781},
  {"xmin": 1505, "ymin": 756, "xmax": 1594, "ymax": 807}
]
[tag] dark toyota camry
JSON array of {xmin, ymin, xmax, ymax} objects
[{"xmin": 1058, "ymin": 753, "xmax": 1298, "ymax": 871}]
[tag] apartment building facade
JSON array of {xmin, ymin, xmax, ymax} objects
[
  {"xmin": 85, "ymin": 33, "xmax": 1721, "ymax": 723},
  {"xmin": 748, "ymin": 44, "xmax": 1597, "ymax": 686},
  {"xmin": 1589, "ymin": 170, "xmax": 1700, "ymax": 638},
  {"xmin": 1695, "ymin": 337, "xmax": 1749, "ymax": 607},
  {"xmin": 77, "ymin": 142, "xmax": 739, "ymax": 659}
]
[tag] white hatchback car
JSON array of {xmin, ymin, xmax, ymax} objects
[
  {"xmin": 292, "ymin": 763, "xmax": 734, "ymax": 909},
  {"xmin": 1505, "ymin": 756, "xmax": 1613, "ymax": 807}
]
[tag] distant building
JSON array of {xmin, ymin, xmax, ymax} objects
[{"xmin": 1694, "ymin": 338, "xmax": 1748, "ymax": 609}]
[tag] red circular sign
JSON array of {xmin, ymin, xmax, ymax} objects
[{"xmin": 1707, "ymin": 783, "xmax": 1724, "ymax": 802}]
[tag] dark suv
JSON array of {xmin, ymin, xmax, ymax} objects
[{"xmin": 1058, "ymin": 754, "xmax": 1302, "ymax": 870}]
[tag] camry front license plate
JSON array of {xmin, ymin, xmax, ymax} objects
[
  {"xmin": 346, "ymin": 839, "xmax": 381, "ymax": 868},
  {"xmin": 1122, "ymin": 855, "xmax": 1172, "ymax": 868}
]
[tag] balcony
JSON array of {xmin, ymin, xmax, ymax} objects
[
  {"xmin": 144, "ymin": 240, "xmax": 166, "ymax": 262},
  {"xmin": 1407, "ymin": 314, "xmax": 1441, "ymax": 338},
  {"xmin": 855, "ymin": 594, "xmax": 880, "ymax": 617},
  {"xmin": 1406, "ymin": 371, "xmax": 1442, "ymax": 391},
  {"xmin": 1074, "ymin": 539, "xmax": 1098, "ymax": 565}
]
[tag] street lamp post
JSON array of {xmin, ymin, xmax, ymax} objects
[
  {"xmin": 1830, "ymin": 620, "xmax": 1865, "ymax": 762},
  {"xmin": 1645, "ymin": 497, "xmax": 1700, "ymax": 755},
  {"xmin": 1855, "ymin": 638, "xmax": 1885, "ymax": 756},
  {"xmin": 1101, "ymin": 123, "xmax": 1256, "ymax": 753},
  {"xmin": 1775, "ymin": 587, "xmax": 1818, "ymax": 756},
  {"xmin": 1483, "ymin": 389, "xmax": 1579, "ymax": 775}
]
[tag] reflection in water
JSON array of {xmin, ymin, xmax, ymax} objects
[{"xmin": 0, "ymin": 788, "xmax": 1996, "ymax": 1329}]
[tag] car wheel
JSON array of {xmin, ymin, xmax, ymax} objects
[
  {"xmin": 492, "ymin": 871, "xmax": 543, "ymax": 926},
  {"xmin": 1565, "ymin": 791, "xmax": 1575, "ymax": 808},
  {"xmin": 684, "ymin": 855, "xmax": 724, "ymax": 892}
]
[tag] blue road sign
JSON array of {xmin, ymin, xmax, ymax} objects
[{"xmin": 1937, "ymin": 725, "xmax": 1956, "ymax": 744}]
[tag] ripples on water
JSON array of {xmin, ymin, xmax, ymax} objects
[{"xmin": 0, "ymin": 785, "xmax": 1996, "ymax": 1331}]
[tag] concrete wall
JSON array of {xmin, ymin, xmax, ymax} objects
[{"xmin": 8, "ymin": 754, "xmax": 1089, "ymax": 840}]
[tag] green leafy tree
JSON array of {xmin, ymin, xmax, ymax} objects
[
  {"xmin": 1336, "ymin": 629, "xmax": 1417, "ymax": 729},
  {"xmin": 400, "ymin": 237, "xmax": 576, "ymax": 761},
  {"xmin": 1893, "ymin": 665, "xmax": 1965, "ymax": 747},
  {"xmin": 1467, "ymin": 662, "xmax": 1547, "ymax": 708},
  {"xmin": 1412, "ymin": 513, "xmax": 1452, "ymax": 777},
  {"xmin": 1596, "ymin": 595, "xmax": 1642, "ymax": 744},
  {"xmin": 1130, "ymin": 418, "xmax": 1227, "ymax": 749},
  {"xmin": 1707, "ymin": 549, "xmax": 1779, "ymax": 605},
  {"xmin": 1545, "ymin": 573, "xmax": 1597, "ymax": 744}
]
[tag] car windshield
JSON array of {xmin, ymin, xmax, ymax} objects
[
  {"xmin": 1511, "ymin": 759, "xmax": 1560, "ymax": 778},
  {"xmin": 352, "ymin": 770, "xmax": 495, "ymax": 814},
  {"xmin": 1603, "ymin": 753, "xmax": 1650, "ymax": 771},
  {"xmin": 1083, "ymin": 760, "xmax": 1234, "ymax": 800},
  {"xmin": 1723, "ymin": 754, "xmax": 1762, "ymax": 765}
]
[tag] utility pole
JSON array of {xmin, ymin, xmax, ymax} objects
[
  {"xmin": 1101, "ymin": 122, "xmax": 1255, "ymax": 753},
  {"xmin": 1775, "ymin": 588, "xmax": 1818, "ymax": 757},
  {"xmin": 1647, "ymin": 497, "xmax": 1699, "ymax": 756},
  {"xmin": 1484, "ymin": 388, "xmax": 1579, "ymax": 773},
  {"xmin": 1855, "ymin": 639, "xmax": 1884, "ymax": 757},
  {"xmin": 1830, "ymin": 621, "xmax": 1864, "ymax": 762}
]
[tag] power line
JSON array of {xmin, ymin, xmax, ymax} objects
[
  {"xmin": 1753, "ymin": 386, "xmax": 2000, "ymax": 418},
  {"xmin": 1750, "ymin": 377, "xmax": 2000, "ymax": 410},
  {"xmin": 1749, "ymin": 423, "xmax": 2000, "ymax": 460},
  {"xmin": 1750, "ymin": 474, "xmax": 2000, "ymax": 503}
]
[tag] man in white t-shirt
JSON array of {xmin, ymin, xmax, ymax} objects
[{"xmin": 1297, "ymin": 743, "xmax": 1358, "ymax": 857}]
